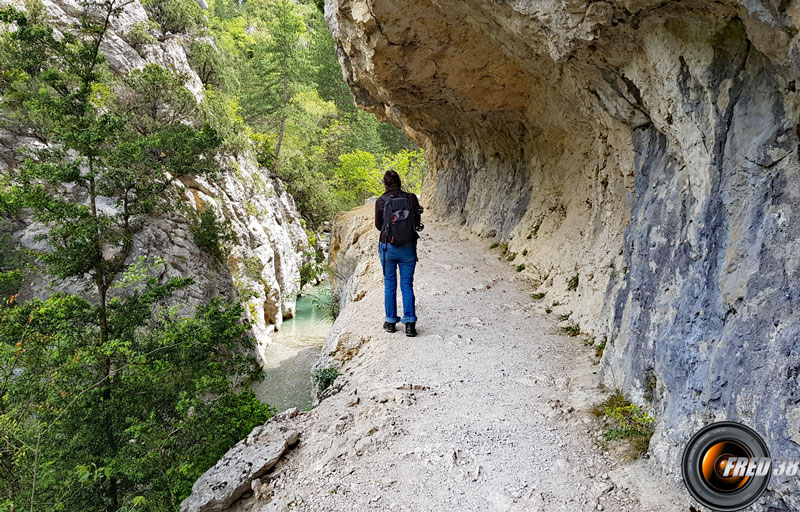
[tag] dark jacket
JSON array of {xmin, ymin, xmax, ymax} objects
[{"xmin": 375, "ymin": 186, "xmax": 420, "ymax": 245}]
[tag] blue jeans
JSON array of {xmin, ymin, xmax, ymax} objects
[{"xmin": 379, "ymin": 243, "xmax": 417, "ymax": 324}]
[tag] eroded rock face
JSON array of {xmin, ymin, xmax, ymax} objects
[
  {"xmin": 1, "ymin": 0, "xmax": 309, "ymax": 360},
  {"xmin": 179, "ymin": 409, "xmax": 301, "ymax": 512},
  {"xmin": 327, "ymin": 0, "xmax": 800, "ymax": 506}
]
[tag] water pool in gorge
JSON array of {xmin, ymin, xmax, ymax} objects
[{"xmin": 251, "ymin": 284, "xmax": 333, "ymax": 412}]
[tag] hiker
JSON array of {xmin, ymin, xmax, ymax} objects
[{"xmin": 375, "ymin": 170, "xmax": 423, "ymax": 337}]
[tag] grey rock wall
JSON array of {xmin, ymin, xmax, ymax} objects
[{"xmin": 326, "ymin": 0, "xmax": 800, "ymax": 507}]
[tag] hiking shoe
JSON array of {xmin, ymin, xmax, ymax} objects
[
  {"xmin": 405, "ymin": 322, "xmax": 416, "ymax": 337},
  {"xmin": 383, "ymin": 321, "xmax": 396, "ymax": 333}
]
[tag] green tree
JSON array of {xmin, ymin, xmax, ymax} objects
[
  {"xmin": 380, "ymin": 149, "xmax": 427, "ymax": 194},
  {"xmin": 333, "ymin": 150, "xmax": 381, "ymax": 205},
  {"xmin": 0, "ymin": 4, "xmax": 268, "ymax": 510},
  {"xmin": 240, "ymin": 0, "xmax": 307, "ymax": 158},
  {"xmin": 143, "ymin": 0, "xmax": 207, "ymax": 36}
]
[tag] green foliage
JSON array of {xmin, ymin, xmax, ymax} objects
[
  {"xmin": 189, "ymin": 208, "xmax": 235, "ymax": 261},
  {"xmin": 298, "ymin": 234, "xmax": 326, "ymax": 290},
  {"xmin": 506, "ymin": 252, "xmax": 516, "ymax": 262},
  {"xmin": 188, "ymin": 38, "xmax": 224, "ymax": 87},
  {"xmin": 380, "ymin": 149, "xmax": 426, "ymax": 193},
  {"xmin": 125, "ymin": 20, "xmax": 158, "ymax": 52},
  {"xmin": 0, "ymin": 283, "xmax": 272, "ymax": 510},
  {"xmin": 592, "ymin": 390, "xmax": 655, "ymax": 457},
  {"xmin": 557, "ymin": 313, "xmax": 570, "ymax": 321},
  {"xmin": 0, "ymin": 221, "xmax": 26, "ymax": 298},
  {"xmin": 143, "ymin": 0, "xmax": 207, "ymax": 35},
  {"xmin": 594, "ymin": 339, "xmax": 607, "ymax": 358},
  {"xmin": 312, "ymin": 367, "xmax": 339, "ymax": 392},
  {"xmin": 309, "ymin": 287, "xmax": 339, "ymax": 322},
  {"xmin": 567, "ymin": 274, "xmax": 579, "ymax": 291},
  {"xmin": 515, "ymin": 264, "xmax": 525, "ymax": 272},
  {"xmin": 184, "ymin": 0, "xmax": 420, "ymax": 228},
  {"xmin": 123, "ymin": 63, "xmax": 201, "ymax": 135},
  {"xmin": 0, "ymin": 5, "xmax": 271, "ymax": 510},
  {"xmin": 333, "ymin": 150, "xmax": 381, "ymax": 204},
  {"xmin": 490, "ymin": 242, "xmax": 509, "ymax": 258},
  {"xmin": 531, "ymin": 292, "xmax": 546, "ymax": 300},
  {"xmin": 200, "ymin": 87, "xmax": 250, "ymax": 152},
  {"xmin": 561, "ymin": 323, "xmax": 580, "ymax": 337}
]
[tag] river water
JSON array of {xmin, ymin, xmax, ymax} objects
[{"xmin": 251, "ymin": 285, "xmax": 333, "ymax": 412}]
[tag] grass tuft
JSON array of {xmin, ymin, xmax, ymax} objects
[
  {"xmin": 561, "ymin": 323, "xmax": 580, "ymax": 337},
  {"xmin": 567, "ymin": 274, "xmax": 579, "ymax": 291},
  {"xmin": 312, "ymin": 367, "xmax": 339, "ymax": 392},
  {"xmin": 592, "ymin": 390, "xmax": 655, "ymax": 458}
]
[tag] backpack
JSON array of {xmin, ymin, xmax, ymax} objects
[{"xmin": 381, "ymin": 191, "xmax": 416, "ymax": 246}]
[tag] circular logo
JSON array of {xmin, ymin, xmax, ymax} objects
[{"xmin": 682, "ymin": 422, "xmax": 771, "ymax": 511}]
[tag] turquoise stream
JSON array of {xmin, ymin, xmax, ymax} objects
[{"xmin": 251, "ymin": 285, "xmax": 333, "ymax": 412}]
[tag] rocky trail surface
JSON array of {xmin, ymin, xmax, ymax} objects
[{"xmin": 185, "ymin": 210, "xmax": 691, "ymax": 512}]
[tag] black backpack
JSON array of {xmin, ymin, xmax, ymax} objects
[{"xmin": 381, "ymin": 192, "xmax": 416, "ymax": 246}]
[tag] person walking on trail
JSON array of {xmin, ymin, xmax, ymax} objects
[{"xmin": 375, "ymin": 170, "xmax": 423, "ymax": 337}]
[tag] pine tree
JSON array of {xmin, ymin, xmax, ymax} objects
[{"xmin": 0, "ymin": 3, "xmax": 271, "ymax": 510}]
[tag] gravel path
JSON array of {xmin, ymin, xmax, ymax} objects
[{"xmin": 257, "ymin": 221, "xmax": 689, "ymax": 512}]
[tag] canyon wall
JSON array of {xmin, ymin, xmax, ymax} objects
[
  {"xmin": 326, "ymin": 0, "xmax": 800, "ymax": 506},
  {"xmin": 0, "ymin": 0, "xmax": 310, "ymax": 362}
]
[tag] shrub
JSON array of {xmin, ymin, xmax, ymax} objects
[
  {"xmin": 644, "ymin": 369, "xmax": 657, "ymax": 402},
  {"xmin": 379, "ymin": 149, "xmax": 427, "ymax": 194},
  {"xmin": 313, "ymin": 367, "xmax": 339, "ymax": 392},
  {"xmin": 200, "ymin": 88, "xmax": 250, "ymax": 153},
  {"xmin": 125, "ymin": 20, "xmax": 158, "ymax": 52},
  {"xmin": 0, "ymin": 227, "xmax": 25, "ymax": 298},
  {"xmin": 516, "ymin": 264, "xmax": 525, "ymax": 272},
  {"xmin": 491, "ymin": 242, "xmax": 508, "ymax": 257},
  {"xmin": 299, "ymin": 254, "xmax": 326, "ymax": 289},
  {"xmin": 593, "ymin": 390, "xmax": 655, "ymax": 457},
  {"xmin": 531, "ymin": 292, "xmax": 546, "ymax": 300},
  {"xmin": 143, "ymin": 0, "xmax": 207, "ymax": 35},
  {"xmin": 190, "ymin": 208, "xmax": 235, "ymax": 260},
  {"xmin": 594, "ymin": 339, "xmax": 607, "ymax": 358},
  {"xmin": 310, "ymin": 287, "xmax": 339, "ymax": 322},
  {"xmin": 0, "ymin": 269, "xmax": 21, "ymax": 298},
  {"xmin": 561, "ymin": 323, "xmax": 580, "ymax": 337},
  {"xmin": 557, "ymin": 313, "xmax": 571, "ymax": 321},
  {"xmin": 188, "ymin": 38, "xmax": 228, "ymax": 87},
  {"xmin": 507, "ymin": 252, "xmax": 516, "ymax": 262}
]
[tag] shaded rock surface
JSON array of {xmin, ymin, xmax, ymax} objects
[
  {"xmin": 326, "ymin": 0, "xmax": 800, "ymax": 508},
  {"xmin": 0, "ymin": 0, "xmax": 309, "ymax": 359}
]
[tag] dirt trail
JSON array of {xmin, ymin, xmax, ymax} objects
[{"xmin": 258, "ymin": 220, "xmax": 689, "ymax": 512}]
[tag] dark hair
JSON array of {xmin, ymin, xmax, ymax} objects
[{"xmin": 383, "ymin": 170, "xmax": 401, "ymax": 188}]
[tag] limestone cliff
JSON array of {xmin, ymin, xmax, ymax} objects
[
  {"xmin": 326, "ymin": 0, "xmax": 800, "ymax": 506},
  {"xmin": 0, "ymin": 0, "xmax": 309, "ymax": 361}
]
